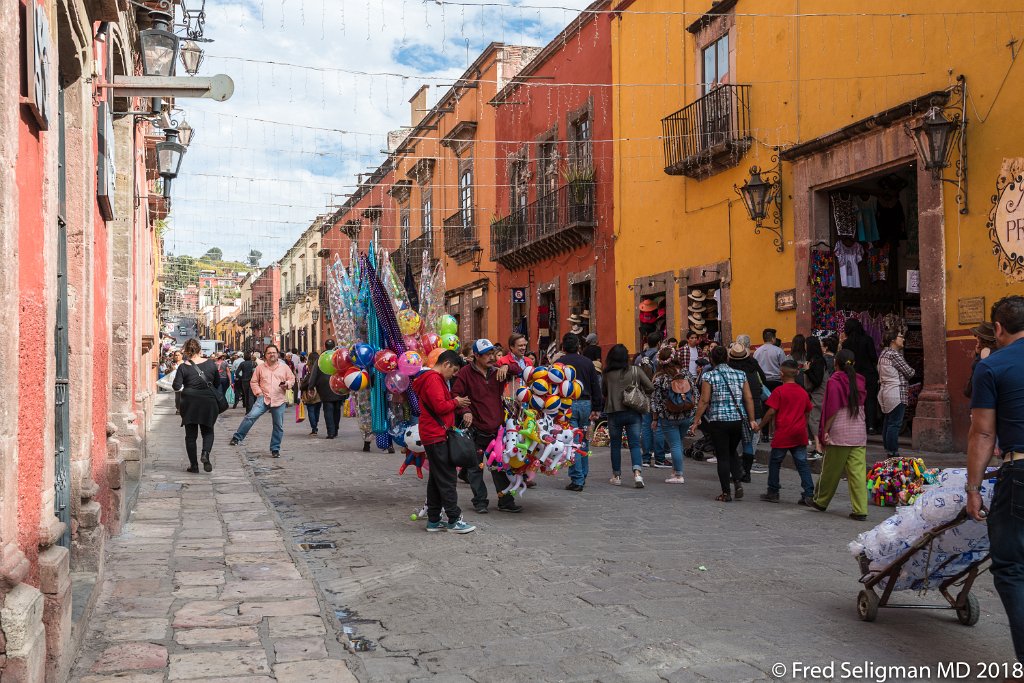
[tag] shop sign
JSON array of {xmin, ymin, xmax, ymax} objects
[
  {"xmin": 24, "ymin": 2, "xmax": 52, "ymax": 129},
  {"xmin": 774, "ymin": 289, "xmax": 796, "ymax": 311},
  {"xmin": 97, "ymin": 102, "xmax": 116, "ymax": 220},
  {"xmin": 511, "ymin": 288, "xmax": 527, "ymax": 304},
  {"xmin": 988, "ymin": 159, "xmax": 1024, "ymax": 282},
  {"xmin": 958, "ymin": 296, "xmax": 985, "ymax": 325},
  {"xmin": 906, "ymin": 270, "xmax": 920, "ymax": 294}
]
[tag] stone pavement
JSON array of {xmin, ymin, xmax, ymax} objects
[
  {"xmin": 240, "ymin": 407, "xmax": 1015, "ymax": 682},
  {"xmin": 68, "ymin": 395, "xmax": 359, "ymax": 682}
]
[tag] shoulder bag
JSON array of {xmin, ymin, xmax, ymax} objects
[
  {"xmin": 717, "ymin": 369, "xmax": 752, "ymax": 442},
  {"xmin": 623, "ymin": 366, "xmax": 651, "ymax": 414},
  {"xmin": 190, "ymin": 361, "xmax": 228, "ymax": 414},
  {"xmin": 422, "ymin": 401, "xmax": 479, "ymax": 469}
]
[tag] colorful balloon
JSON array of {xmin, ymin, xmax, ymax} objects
[
  {"xmin": 343, "ymin": 369, "xmax": 371, "ymax": 391},
  {"xmin": 385, "ymin": 370, "xmax": 410, "ymax": 393},
  {"xmin": 328, "ymin": 372, "xmax": 347, "ymax": 394},
  {"xmin": 425, "ymin": 348, "xmax": 444, "ymax": 368},
  {"xmin": 318, "ymin": 349, "xmax": 336, "ymax": 375},
  {"xmin": 397, "ymin": 308, "xmax": 422, "ymax": 336},
  {"xmin": 420, "ymin": 332, "xmax": 440, "ymax": 354},
  {"xmin": 438, "ymin": 314, "xmax": 458, "ymax": 336},
  {"xmin": 440, "ymin": 333, "xmax": 460, "ymax": 352},
  {"xmin": 402, "ymin": 334, "xmax": 422, "ymax": 351},
  {"xmin": 397, "ymin": 350, "xmax": 423, "ymax": 376},
  {"xmin": 332, "ymin": 347, "xmax": 353, "ymax": 375},
  {"xmin": 515, "ymin": 387, "xmax": 532, "ymax": 405},
  {"xmin": 374, "ymin": 349, "xmax": 399, "ymax": 374},
  {"xmin": 351, "ymin": 343, "xmax": 376, "ymax": 370}
]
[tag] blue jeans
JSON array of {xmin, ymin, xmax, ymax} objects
[
  {"xmin": 660, "ymin": 417, "xmax": 692, "ymax": 475},
  {"xmin": 567, "ymin": 400, "xmax": 592, "ymax": 485},
  {"xmin": 767, "ymin": 446, "xmax": 815, "ymax": 499},
  {"xmin": 608, "ymin": 411, "xmax": 643, "ymax": 474},
  {"xmin": 306, "ymin": 402, "xmax": 321, "ymax": 433},
  {"xmin": 641, "ymin": 412, "xmax": 666, "ymax": 464},
  {"xmin": 989, "ymin": 461, "xmax": 1024, "ymax": 662},
  {"xmin": 233, "ymin": 397, "xmax": 286, "ymax": 451},
  {"xmin": 882, "ymin": 402, "xmax": 905, "ymax": 455}
]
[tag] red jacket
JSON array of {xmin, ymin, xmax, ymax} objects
[
  {"xmin": 412, "ymin": 370, "xmax": 458, "ymax": 446},
  {"xmin": 497, "ymin": 352, "xmax": 532, "ymax": 378}
]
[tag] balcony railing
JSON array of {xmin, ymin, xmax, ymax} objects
[
  {"xmin": 490, "ymin": 181, "xmax": 596, "ymax": 269},
  {"xmin": 407, "ymin": 233, "xmax": 436, "ymax": 276},
  {"xmin": 443, "ymin": 211, "xmax": 477, "ymax": 263},
  {"xmin": 662, "ymin": 84, "xmax": 751, "ymax": 178}
]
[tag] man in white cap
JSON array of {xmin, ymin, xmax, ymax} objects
[{"xmin": 452, "ymin": 338, "xmax": 522, "ymax": 513}]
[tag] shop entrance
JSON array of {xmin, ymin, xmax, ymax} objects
[
  {"xmin": 538, "ymin": 290, "xmax": 556, "ymax": 359},
  {"xmin": 810, "ymin": 165, "xmax": 923, "ymax": 435}
]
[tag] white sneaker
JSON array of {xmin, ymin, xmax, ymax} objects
[
  {"xmin": 609, "ymin": 475, "xmax": 622, "ymax": 486},
  {"xmin": 633, "ymin": 472, "xmax": 645, "ymax": 488},
  {"xmin": 666, "ymin": 475, "xmax": 686, "ymax": 484},
  {"xmin": 447, "ymin": 517, "xmax": 476, "ymax": 534},
  {"xmin": 705, "ymin": 457, "xmax": 718, "ymax": 464}
]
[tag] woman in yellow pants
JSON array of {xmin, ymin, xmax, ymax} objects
[{"xmin": 810, "ymin": 349, "xmax": 869, "ymax": 520}]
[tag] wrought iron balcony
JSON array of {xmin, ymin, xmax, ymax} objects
[
  {"xmin": 407, "ymin": 233, "xmax": 437, "ymax": 277},
  {"xmin": 443, "ymin": 211, "xmax": 478, "ymax": 263},
  {"xmin": 662, "ymin": 84, "xmax": 751, "ymax": 178},
  {"xmin": 490, "ymin": 181, "xmax": 596, "ymax": 269}
]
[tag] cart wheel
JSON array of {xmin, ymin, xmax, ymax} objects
[
  {"xmin": 956, "ymin": 593, "xmax": 980, "ymax": 626},
  {"xmin": 857, "ymin": 590, "xmax": 879, "ymax": 622}
]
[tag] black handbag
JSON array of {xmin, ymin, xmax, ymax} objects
[
  {"xmin": 423, "ymin": 403, "xmax": 479, "ymax": 469},
  {"xmin": 190, "ymin": 361, "xmax": 228, "ymax": 414}
]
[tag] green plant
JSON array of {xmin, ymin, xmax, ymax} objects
[{"xmin": 560, "ymin": 160, "xmax": 595, "ymax": 185}]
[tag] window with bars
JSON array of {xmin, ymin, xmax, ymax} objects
[{"xmin": 571, "ymin": 115, "xmax": 592, "ymax": 165}]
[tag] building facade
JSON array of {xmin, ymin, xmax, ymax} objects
[
  {"xmin": 249, "ymin": 264, "xmax": 281, "ymax": 352},
  {"xmin": 492, "ymin": 2, "xmax": 615, "ymax": 357},
  {"xmin": 1, "ymin": 0, "xmax": 165, "ymax": 679},
  {"xmin": 280, "ymin": 215, "xmax": 327, "ymax": 353},
  {"xmin": 611, "ymin": 0, "xmax": 1024, "ymax": 450}
]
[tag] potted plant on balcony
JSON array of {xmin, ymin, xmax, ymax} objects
[{"xmin": 560, "ymin": 160, "xmax": 595, "ymax": 204}]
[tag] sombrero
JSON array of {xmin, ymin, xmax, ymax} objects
[{"xmin": 688, "ymin": 290, "xmax": 706, "ymax": 302}]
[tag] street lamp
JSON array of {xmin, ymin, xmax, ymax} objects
[
  {"xmin": 903, "ymin": 75, "xmax": 968, "ymax": 214},
  {"xmin": 139, "ymin": 11, "xmax": 179, "ymax": 77},
  {"xmin": 179, "ymin": 40, "xmax": 205, "ymax": 76},
  {"xmin": 909, "ymin": 106, "xmax": 958, "ymax": 176},
  {"xmin": 470, "ymin": 245, "xmax": 498, "ymax": 274},
  {"xmin": 311, "ymin": 309, "xmax": 320, "ymax": 323},
  {"xmin": 176, "ymin": 120, "xmax": 195, "ymax": 147},
  {"xmin": 737, "ymin": 166, "xmax": 773, "ymax": 224},
  {"xmin": 156, "ymin": 128, "xmax": 186, "ymax": 198},
  {"xmin": 734, "ymin": 154, "xmax": 784, "ymax": 253}
]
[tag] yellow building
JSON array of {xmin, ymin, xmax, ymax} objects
[{"xmin": 611, "ymin": 0, "xmax": 1024, "ymax": 450}]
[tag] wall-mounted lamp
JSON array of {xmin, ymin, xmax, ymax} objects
[
  {"xmin": 735, "ymin": 152, "xmax": 784, "ymax": 253},
  {"xmin": 156, "ymin": 128, "xmax": 186, "ymax": 198},
  {"xmin": 471, "ymin": 246, "xmax": 497, "ymax": 274},
  {"xmin": 904, "ymin": 75, "xmax": 968, "ymax": 214},
  {"xmin": 179, "ymin": 40, "xmax": 205, "ymax": 76}
]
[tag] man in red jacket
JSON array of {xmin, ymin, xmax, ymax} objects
[{"xmin": 411, "ymin": 350, "xmax": 475, "ymax": 533}]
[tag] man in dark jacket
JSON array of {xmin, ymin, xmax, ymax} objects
[
  {"xmin": 559, "ymin": 333, "xmax": 604, "ymax": 491},
  {"xmin": 452, "ymin": 339, "xmax": 521, "ymax": 513},
  {"xmin": 306, "ymin": 340, "xmax": 344, "ymax": 439}
]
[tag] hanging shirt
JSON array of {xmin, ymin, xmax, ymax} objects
[
  {"xmin": 855, "ymin": 195, "xmax": 880, "ymax": 242},
  {"xmin": 834, "ymin": 241, "xmax": 864, "ymax": 289},
  {"xmin": 832, "ymin": 193, "xmax": 858, "ymax": 238}
]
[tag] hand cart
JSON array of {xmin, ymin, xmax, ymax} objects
[{"xmin": 855, "ymin": 509, "xmax": 990, "ymax": 625}]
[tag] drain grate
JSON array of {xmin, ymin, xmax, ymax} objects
[{"xmin": 298, "ymin": 541, "xmax": 336, "ymax": 551}]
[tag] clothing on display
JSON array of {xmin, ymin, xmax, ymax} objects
[
  {"xmin": 855, "ymin": 195, "xmax": 881, "ymax": 242},
  {"xmin": 867, "ymin": 242, "xmax": 890, "ymax": 282},
  {"xmin": 832, "ymin": 192, "xmax": 858, "ymax": 238},
  {"xmin": 809, "ymin": 247, "xmax": 838, "ymax": 332},
  {"xmin": 834, "ymin": 240, "xmax": 864, "ymax": 288}
]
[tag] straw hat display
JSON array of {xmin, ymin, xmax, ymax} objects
[
  {"xmin": 687, "ymin": 302, "xmax": 706, "ymax": 313},
  {"xmin": 687, "ymin": 289, "xmax": 706, "ymax": 302}
]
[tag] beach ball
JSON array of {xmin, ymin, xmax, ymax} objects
[
  {"xmin": 318, "ymin": 349, "xmax": 336, "ymax": 375},
  {"xmin": 515, "ymin": 387, "xmax": 532, "ymax": 405},
  {"xmin": 530, "ymin": 378, "xmax": 551, "ymax": 397},
  {"xmin": 397, "ymin": 308, "xmax": 421, "ymax": 336},
  {"xmin": 328, "ymin": 372, "xmax": 347, "ymax": 394},
  {"xmin": 547, "ymin": 364, "xmax": 566, "ymax": 385},
  {"xmin": 397, "ymin": 350, "xmax": 423, "ymax": 376},
  {"xmin": 526, "ymin": 366, "xmax": 548, "ymax": 384},
  {"xmin": 543, "ymin": 395, "xmax": 562, "ymax": 414},
  {"xmin": 562, "ymin": 366, "xmax": 577, "ymax": 383},
  {"xmin": 351, "ymin": 343, "xmax": 376, "ymax": 370},
  {"xmin": 343, "ymin": 369, "xmax": 371, "ymax": 391},
  {"xmin": 374, "ymin": 349, "xmax": 399, "ymax": 374},
  {"xmin": 425, "ymin": 348, "xmax": 444, "ymax": 368},
  {"xmin": 385, "ymin": 370, "xmax": 410, "ymax": 393},
  {"xmin": 560, "ymin": 397, "xmax": 574, "ymax": 410},
  {"xmin": 421, "ymin": 332, "xmax": 440, "ymax": 354},
  {"xmin": 562, "ymin": 379, "xmax": 583, "ymax": 400},
  {"xmin": 438, "ymin": 314, "xmax": 458, "ymax": 336},
  {"xmin": 529, "ymin": 394, "xmax": 547, "ymax": 412},
  {"xmin": 440, "ymin": 334, "xmax": 460, "ymax": 352}
]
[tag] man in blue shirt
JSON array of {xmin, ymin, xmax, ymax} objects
[{"xmin": 968, "ymin": 294, "xmax": 1024, "ymax": 662}]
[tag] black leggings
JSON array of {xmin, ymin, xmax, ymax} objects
[
  {"xmin": 184, "ymin": 423, "xmax": 215, "ymax": 468},
  {"xmin": 707, "ymin": 420, "xmax": 744, "ymax": 493}
]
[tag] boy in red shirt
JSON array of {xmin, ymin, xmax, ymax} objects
[{"xmin": 756, "ymin": 360, "xmax": 816, "ymax": 505}]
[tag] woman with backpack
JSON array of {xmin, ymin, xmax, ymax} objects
[
  {"xmin": 602, "ymin": 344, "xmax": 654, "ymax": 488},
  {"xmin": 172, "ymin": 338, "xmax": 221, "ymax": 473},
  {"xmin": 689, "ymin": 346, "xmax": 758, "ymax": 502},
  {"xmin": 651, "ymin": 347, "xmax": 696, "ymax": 484}
]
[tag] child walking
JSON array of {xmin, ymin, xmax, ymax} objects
[{"xmin": 756, "ymin": 360, "xmax": 816, "ymax": 505}]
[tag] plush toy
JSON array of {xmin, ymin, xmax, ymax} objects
[
  {"xmin": 398, "ymin": 424, "xmax": 428, "ymax": 478},
  {"xmin": 502, "ymin": 473, "xmax": 528, "ymax": 498}
]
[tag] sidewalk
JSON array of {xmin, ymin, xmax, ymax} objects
[{"xmin": 68, "ymin": 395, "xmax": 358, "ymax": 682}]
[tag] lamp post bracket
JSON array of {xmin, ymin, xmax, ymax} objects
[{"xmin": 102, "ymin": 74, "xmax": 234, "ymax": 101}]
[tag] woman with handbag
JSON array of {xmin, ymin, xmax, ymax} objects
[
  {"xmin": 172, "ymin": 338, "xmax": 222, "ymax": 473},
  {"xmin": 689, "ymin": 345, "xmax": 758, "ymax": 502},
  {"xmin": 601, "ymin": 344, "xmax": 654, "ymax": 488},
  {"xmin": 301, "ymin": 351, "xmax": 323, "ymax": 436},
  {"xmin": 411, "ymin": 350, "xmax": 475, "ymax": 533},
  {"xmin": 651, "ymin": 348, "xmax": 696, "ymax": 484}
]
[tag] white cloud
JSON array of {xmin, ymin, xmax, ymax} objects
[{"xmin": 166, "ymin": 0, "xmax": 592, "ymax": 265}]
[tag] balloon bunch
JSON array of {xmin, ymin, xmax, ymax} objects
[{"xmin": 868, "ymin": 457, "xmax": 928, "ymax": 507}]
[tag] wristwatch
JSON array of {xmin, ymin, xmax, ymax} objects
[{"xmin": 964, "ymin": 483, "xmax": 982, "ymax": 493}]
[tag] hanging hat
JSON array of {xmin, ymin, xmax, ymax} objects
[
  {"xmin": 687, "ymin": 313, "xmax": 704, "ymax": 325},
  {"xmin": 691, "ymin": 322, "xmax": 707, "ymax": 334},
  {"xmin": 727, "ymin": 342, "xmax": 749, "ymax": 360},
  {"xmin": 705, "ymin": 288, "xmax": 718, "ymax": 299},
  {"xmin": 688, "ymin": 290, "xmax": 706, "ymax": 302},
  {"xmin": 639, "ymin": 310, "xmax": 659, "ymax": 324},
  {"xmin": 570, "ymin": 324, "xmax": 584, "ymax": 335},
  {"xmin": 688, "ymin": 302, "xmax": 706, "ymax": 313},
  {"xmin": 580, "ymin": 310, "xmax": 591, "ymax": 320},
  {"xmin": 567, "ymin": 313, "xmax": 583, "ymax": 325},
  {"xmin": 970, "ymin": 322, "xmax": 996, "ymax": 343},
  {"xmin": 638, "ymin": 299, "xmax": 658, "ymax": 312}
]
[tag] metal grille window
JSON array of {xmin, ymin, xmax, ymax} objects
[
  {"xmin": 459, "ymin": 167, "xmax": 473, "ymax": 228},
  {"xmin": 422, "ymin": 193, "xmax": 433, "ymax": 254},
  {"xmin": 511, "ymin": 159, "xmax": 528, "ymax": 218},
  {"xmin": 571, "ymin": 115, "xmax": 592, "ymax": 165}
]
